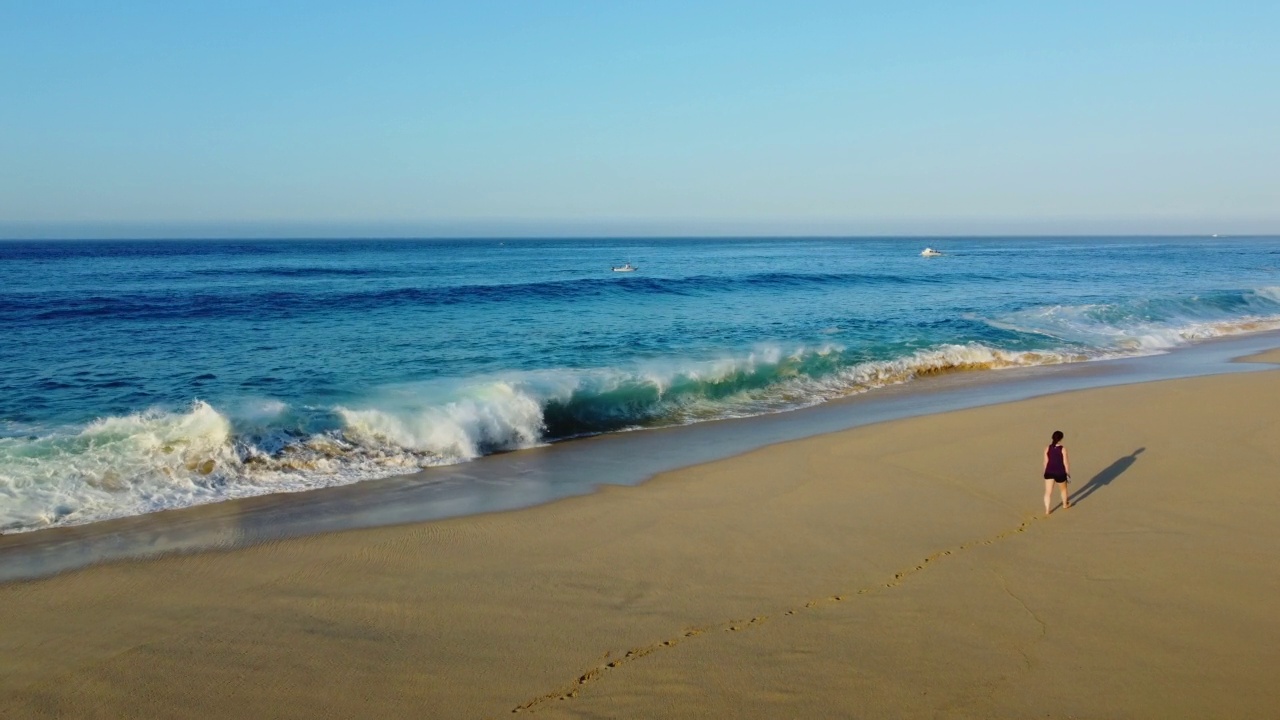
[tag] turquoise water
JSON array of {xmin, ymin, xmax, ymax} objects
[{"xmin": 2, "ymin": 236, "xmax": 1279, "ymax": 532}]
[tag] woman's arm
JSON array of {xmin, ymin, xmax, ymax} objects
[
  {"xmin": 1063, "ymin": 447, "xmax": 1070, "ymax": 476},
  {"xmin": 1044, "ymin": 447, "xmax": 1050, "ymax": 473}
]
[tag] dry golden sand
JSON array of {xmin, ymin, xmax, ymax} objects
[{"xmin": 3, "ymin": 361, "xmax": 1280, "ymax": 719}]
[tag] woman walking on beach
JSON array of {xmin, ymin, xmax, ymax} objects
[{"xmin": 1043, "ymin": 430, "xmax": 1070, "ymax": 515}]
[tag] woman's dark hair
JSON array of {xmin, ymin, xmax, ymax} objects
[{"xmin": 1051, "ymin": 430, "xmax": 1064, "ymax": 445}]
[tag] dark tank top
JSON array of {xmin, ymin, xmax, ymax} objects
[{"xmin": 1046, "ymin": 444, "xmax": 1065, "ymax": 475}]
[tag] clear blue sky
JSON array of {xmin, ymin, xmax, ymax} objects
[{"xmin": 2, "ymin": 1, "xmax": 1277, "ymax": 238}]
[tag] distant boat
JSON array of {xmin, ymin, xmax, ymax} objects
[
  {"xmin": 612, "ymin": 262, "xmax": 638, "ymax": 272},
  {"xmin": 920, "ymin": 248, "xmax": 944, "ymax": 257}
]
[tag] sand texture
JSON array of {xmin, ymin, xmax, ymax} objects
[
  {"xmin": 1239, "ymin": 347, "xmax": 1280, "ymax": 364},
  {"xmin": 3, "ymin": 366, "xmax": 1280, "ymax": 719}
]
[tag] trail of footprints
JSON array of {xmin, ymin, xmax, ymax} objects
[
  {"xmin": 510, "ymin": 619, "xmax": 765, "ymax": 713},
  {"xmin": 511, "ymin": 518, "xmax": 1037, "ymax": 713}
]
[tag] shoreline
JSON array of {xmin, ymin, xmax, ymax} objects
[
  {"xmin": 2, "ymin": 349, "xmax": 1279, "ymax": 716},
  {"xmin": 3, "ymin": 330, "xmax": 1280, "ymax": 583}
]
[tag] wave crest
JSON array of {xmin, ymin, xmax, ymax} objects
[
  {"xmin": 989, "ymin": 288, "xmax": 1280, "ymax": 351},
  {"xmin": 5, "ymin": 284, "xmax": 1279, "ymax": 535}
]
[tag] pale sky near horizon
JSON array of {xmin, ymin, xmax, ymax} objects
[{"xmin": 2, "ymin": 1, "xmax": 1278, "ymax": 238}]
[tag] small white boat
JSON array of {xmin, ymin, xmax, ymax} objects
[
  {"xmin": 612, "ymin": 262, "xmax": 638, "ymax": 272},
  {"xmin": 920, "ymin": 248, "xmax": 943, "ymax": 257}
]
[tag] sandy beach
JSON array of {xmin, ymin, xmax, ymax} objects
[{"xmin": 3, "ymin": 352, "xmax": 1279, "ymax": 719}]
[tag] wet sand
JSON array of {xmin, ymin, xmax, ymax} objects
[{"xmin": 3, "ymin": 354, "xmax": 1279, "ymax": 718}]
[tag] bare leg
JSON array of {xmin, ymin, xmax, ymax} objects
[
  {"xmin": 1044, "ymin": 479, "xmax": 1054, "ymax": 515},
  {"xmin": 1060, "ymin": 481, "xmax": 1070, "ymax": 509}
]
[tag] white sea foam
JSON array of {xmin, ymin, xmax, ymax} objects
[
  {"xmin": 337, "ymin": 381, "xmax": 545, "ymax": 461},
  {"xmin": 0, "ymin": 402, "xmax": 238, "ymax": 531},
  {"xmin": 1251, "ymin": 286, "xmax": 1280, "ymax": 303},
  {"xmin": 990, "ymin": 293, "xmax": 1280, "ymax": 353}
]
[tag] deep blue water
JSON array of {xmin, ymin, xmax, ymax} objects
[{"xmin": 2, "ymin": 236, "xmax": 1279, "ymax": 532}]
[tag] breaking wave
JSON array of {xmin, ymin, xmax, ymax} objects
[
  {"xmin": 3, "ymin": 286, "xmax": 1279, "ymax": 534},
  {"xmin": 986, "ymin": 287, "xmax": 1280, "ymax": 350}
]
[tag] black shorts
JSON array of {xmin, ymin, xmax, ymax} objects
[{"xmin": 1044, "ymin": 473, "xmax": 1068, "ymax": 483}]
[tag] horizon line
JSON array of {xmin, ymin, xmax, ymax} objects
[{"xmin": 3, "ymin": 233, "xmax": 1277, "ymax": 242}]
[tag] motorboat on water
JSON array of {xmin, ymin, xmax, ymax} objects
[
  {"xmin": 612, "ymin": 262, "xmax": 638, "ymax": 272},
  {"xmin": 920, "ymin": 248, "xmax": 944, "ymax": 257}
]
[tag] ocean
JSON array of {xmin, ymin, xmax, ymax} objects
[{"xmin": 2, "ymin": 236, "xmax": 1279, "ymax": 534}]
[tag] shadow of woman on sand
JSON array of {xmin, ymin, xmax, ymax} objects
[{"xmin": 1071, "ymin": 448, "xmax": 1145, "ymax": 506}]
